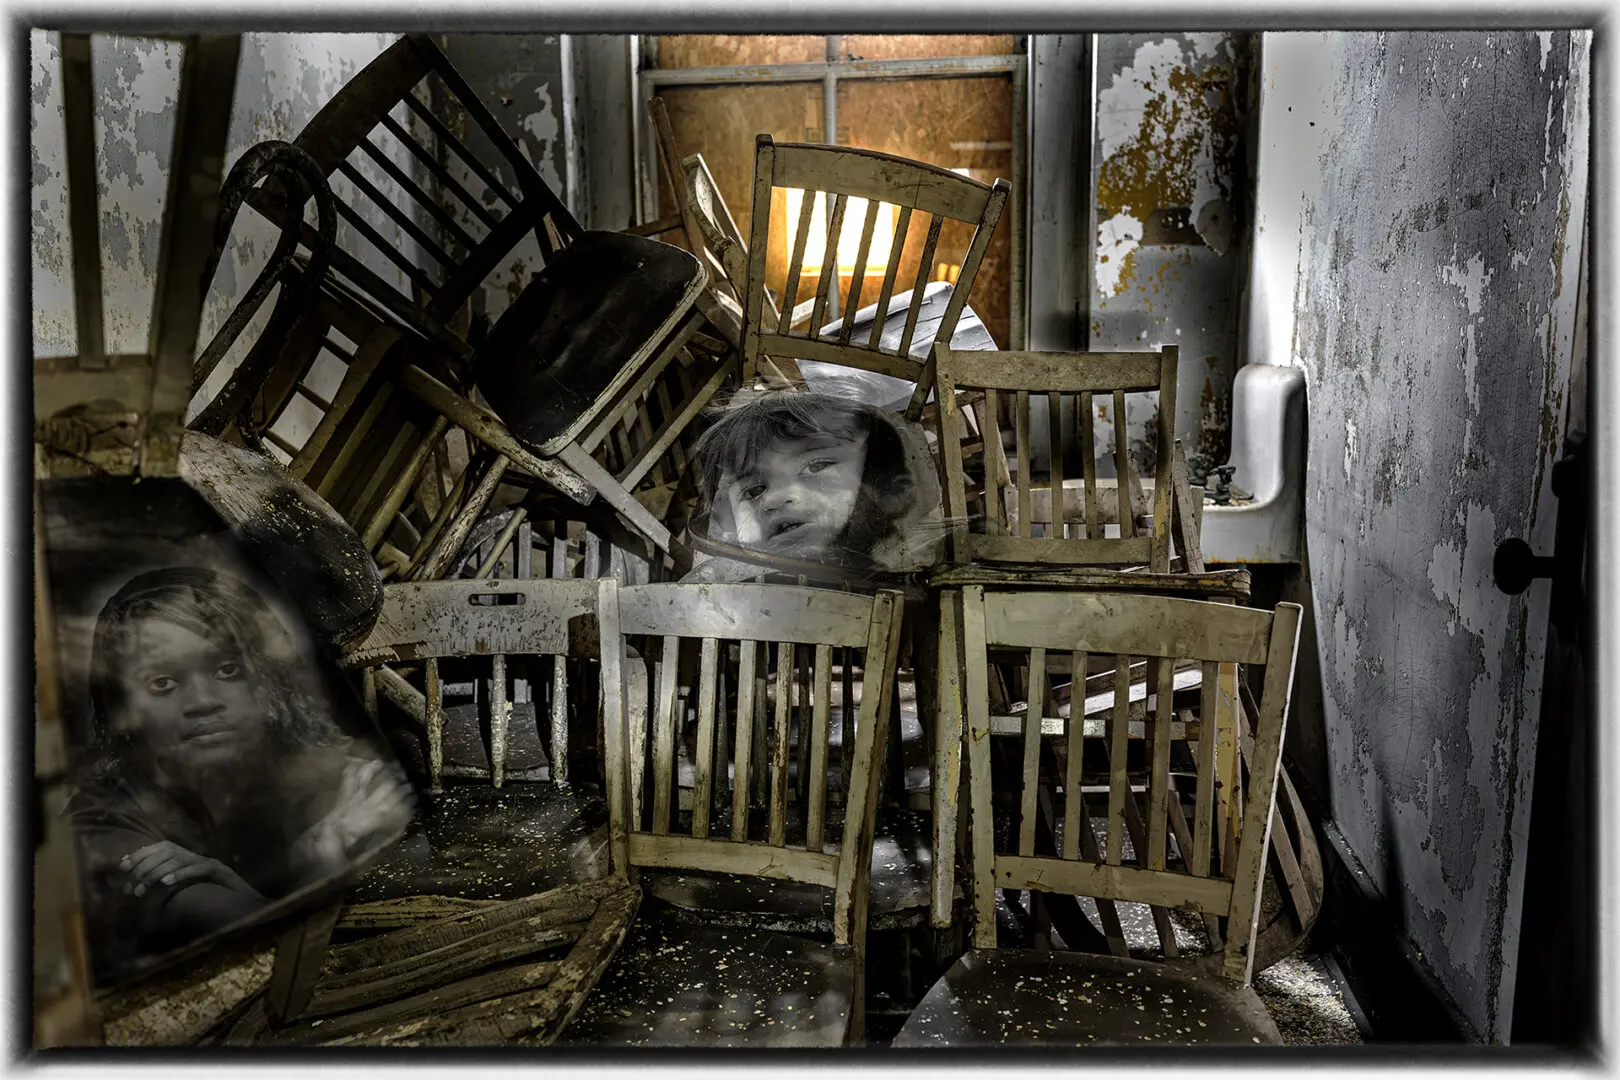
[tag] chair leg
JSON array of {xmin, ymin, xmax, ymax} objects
[
  {"xmin": 625, "ymin": 651, "xmax": 650, "ymax": 827},
  {"xmin": 549, "ymin": 526, "xmax": 572, "ymax": 788},
  {"xmin": 490, "ymin": 652, "xmax": 508, "ymax": 789},
  {"xmin": 426, "ymin": 658, "xmax": 444, "ymax": 794},
  {"xmin": 551, "ymin": 656, "xmax": 571, "ymax": 789},
  {"xmin": 265, "ymin": 902, "xmax": 342, "ymax": 1026}
]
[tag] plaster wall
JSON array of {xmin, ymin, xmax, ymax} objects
[
  {"xmin": 31, "ymin": 32, "xmax": 401, "ymax": 365},
  {"xmin": 1250, "ymin": 30, "xmax": 1588, "ymax": 1041},
  {"xmin": 1089, "ymin": 32, "xmax": 1250, "ymax": 477},
  {"xmin": 438, "ymin": 33, "xmax": 571, "ymax": 324}
]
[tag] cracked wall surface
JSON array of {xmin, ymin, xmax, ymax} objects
[
  {"xmin": 1253, "ymin": 30, "xmax": 1588, "ymax": 1041},
  {"xmin": 30, "ymin": 30, "xmax": 402, "ymax": 419},
  {"xmin": 1090, "ymin": 32, "xmax": 1248, "ymax": 478},
  {"xmin": 439, "ymin": 34, "xmax": 570, "ymax": 325}
]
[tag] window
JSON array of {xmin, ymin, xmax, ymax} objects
[{"xmin": 638, "ymin": 35, "xmax": 1025, "ymax": 349}]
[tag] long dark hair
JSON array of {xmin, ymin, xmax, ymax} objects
[
  {"xmin": 84, "ymin": 567, "xmax": 341, "ymax": 776},
  {"xmin": 692, "ymin": 391, "xmax": 916, "ymax": 569}
]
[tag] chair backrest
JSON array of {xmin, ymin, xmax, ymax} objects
[
  {"xmin": 957, "ymin": 586, "xmax": 1301, "ymax": 986},
  {"xmin": 604, "ymin": 582, "xmax": 906, "ymax": 947},
  {"xmin": 344, "ymin": 577, "xmax": 608, "ymax": 792},
  {"xmin": 195, "ymin": 269, "xmax": 495, "ymax": 580},
  {"xmin": 679, "ymin": 150, "xmax": 803, "ymax": 389},
  {"xmin": 683, "ymin": 152, "xmax": 750, "ymax": 307},
  {"xmin": 742, "ymin": 135, "xmax": 1009, "ymax": 417},
  {"xmin": 249, "ymin": 34, "xmax": 582, "ymax": 357},
  {"xmin": 934, "ymin": 343, "xmax": 1180, "ymax": 573}
]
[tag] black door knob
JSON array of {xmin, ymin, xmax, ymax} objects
[{"xmin": 1493, "ymin": 537, "xmax": 1557, "ymax": 595}]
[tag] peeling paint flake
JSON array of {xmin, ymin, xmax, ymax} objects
[
  {"xmin": 1095, "ymin": 212, "xmax": 1143, "ymax": 298},
  {"xmin": 1427, "ymin": 539, "xmax": 1462, "ymax": 632},
  {"xmin": 1439, "ymin": 251, "xmax": 1492, "ymax": 316},
  {"xmin": 519, "ymin": 82, "xmax": 564, "ymax": 195},
  {"xmin": 1439, "ymin": 253, "xmax": 1493, "ymax": 410}
]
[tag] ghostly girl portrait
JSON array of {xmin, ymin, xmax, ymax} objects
[
  {"xmin": 67, "ymin": 567, "xmax": 413, "ymax": 983},
  {"xmin": 687, "ymin": 391, "xmax": 944, "ymax": 581}
]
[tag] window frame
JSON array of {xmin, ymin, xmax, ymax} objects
[{"xmin": 632, "ymin": 34, "xmax": 1029, "ymax": 348}]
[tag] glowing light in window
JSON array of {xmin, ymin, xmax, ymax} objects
[{"xmin": 783, "ymin": 189, "xmax": 896, "ymax": 275}]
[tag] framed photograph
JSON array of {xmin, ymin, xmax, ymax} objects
[{"xmin": 37, "ymin": 477, "xmax": 414, "ymax": 991}]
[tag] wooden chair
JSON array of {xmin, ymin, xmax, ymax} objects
[
  {"xmin": 928, "ymin": 341, "xmax": 1261, "ymax": 902},
  {"xmin": 680, "ymin": 150, "xmax": 750, "ymax": 310},
  {"xmin": 895, "ymin": 587, "xmax": 1302, "ymax": 1046},
  {"xmin": 236, "ymin": 33, "xmax": 580, "ymax": 359},
  {"xmin": 468, "ymin": 226, "xmax": 736, "ymax": 568},
  {"xmin": 442, "ymin": 501, "xmax": 662, "ymax": 799},
  {"xmin": 933, "ymin": 341, "xmax": 1190, "ymax": 574},
  {"xmin": 560, "ymin": 582, "xmax": 907, "ymax": 1046},
  {"xmin": 742, "ymin": 135, "xmax": 1010, "ymax": 420},
  {"xmin": 192, "ymin": 268, "xmax": 580, "ymax": 588},
  {"xmin": 648, "ymin": 106, "xmax": 801, "ymax": 390},
  {"xmin": 343, "ymin": 578, "xmax": 601, "ymax": 794},
  {"xmin": 204, "ymin": 34, "xmax": 731, "ymax": 568},
  {"xmin": 218, "ymin": 578, "xmax": 643, "ymax": 1046}
]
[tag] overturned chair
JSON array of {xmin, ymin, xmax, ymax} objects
[{"xmin": 192, "ymin": 33, "xmax": 739, "ymax": 576}]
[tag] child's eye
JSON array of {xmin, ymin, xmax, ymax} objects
[
  {"xmin": 802, "ymin": 458, "xmax": 838, "ymax": 475},
  {"xmin": 741, "ymin": 482, "xmax": 768, "ymax": 501},
  {"xmin": 215, "ymin": 661, "xmax": 244, "ymax": 682},
  {"xmin": 145, "ymin": 675, "xmax": 178, "ymax": 696}
]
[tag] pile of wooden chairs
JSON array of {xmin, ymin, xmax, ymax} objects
[{"xmin": 164, "ymin": 36, "xmax": 1322, "ymax": 1048}]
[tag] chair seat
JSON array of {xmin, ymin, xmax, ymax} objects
[
  {"xmin": 892, "ymin": 948, "xmax": 1283, "ymax": 1047},
  {"xmin": 180, "ymin": 431, "xmax": 383, "ymax": 649},
  {"xmin": 559, "ymin": 912, "xmax": 855, "ymax": 1046},
  {"xmin": 641, "ymin": 808, "xmax": 936, "ymax": 932},
  {"xmin": 346, "ymin": 783, "xmax": 610, "ymax": 903},
  {"xmin": 474, "ymin": 231, "xmax": 704, "ymax": 454}
]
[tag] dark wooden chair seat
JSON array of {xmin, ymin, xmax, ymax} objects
[
  {"xmin": 345, "ymin": 783, "xmax": 611, "ymax": 905},
  {"xmin": 181, "ymin": 430, "xmax": 382, "ymax": 649},
  {"xmin": 474, "ymin": 231, "xmax": 706, "ymax": 454},
  {"xmin": 892, "ymin": 948, "xmax": 1282, "ymax": 1047},
  {"xmin": 559, "ymin": 910, "xmax": 857, "ymax": 1047}
]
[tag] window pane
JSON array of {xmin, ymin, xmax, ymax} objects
[
  {"xmin": 653, "ymin": 35, "xmax": 826, "ymax": 68},
  {"xmin": 837, "ymin": 75, "xmax": 1014, "ymax": 348},
  {"xmin": 656, "ymin": 82, "xmax": 824, "ymax": 297},
  {"xmin": 840, "ymin": 35, "xmax": 1017, "ymax": 61}
]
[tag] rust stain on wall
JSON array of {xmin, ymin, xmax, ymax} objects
[
  {"xmin": 1090, "ymin": 34, "xmax": 1248, "ymax": 479},
  {"xmin": 1096, "ymin": 63, "xmax": 1240, "ymax": 235}
]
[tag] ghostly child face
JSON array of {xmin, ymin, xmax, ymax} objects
[
  {"xmin": 116, "ymin": 617, "xmax": 265, "ymax": 773},
  {"xmin": 722, "ymin": 431, "xmax": 868, "ymax": 557}
]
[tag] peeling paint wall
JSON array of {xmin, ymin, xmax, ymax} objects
[
  {"xmin": 31, "ymin": 31, "xmax": 402, "ymax": 367},
  {"xmin": 30, "ymin": 32, "xmax": 75, "ymax": 357},
  {"xmin": 1089, "ymin": 32, "xmax": 1249, "ymax": 477},
  {"xmin": 439, "ymin": 34, "xmax": 570, "ymax": 324},
  {"xmin": 1253, "ymin": 31, "xmax": 1588, "ymax": 1041}
]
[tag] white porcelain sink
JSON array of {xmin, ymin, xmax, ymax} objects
[{"xmin": 1200, "ymin": 364, "xmax": 1306, "ymax": 564}]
